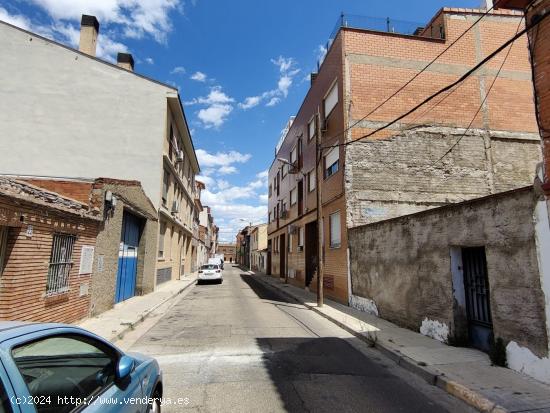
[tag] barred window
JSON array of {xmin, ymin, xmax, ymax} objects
[{"xmin": 46, "ymin": 234, "xmax": 76, "ymax": 295}]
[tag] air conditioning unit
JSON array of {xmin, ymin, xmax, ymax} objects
[
  {"xmin": 288, "ymin": 225, "xmax": 298, "ymax": 235},
  {"xmin": 171, "ymin": 200, "xmax": 180, "ymax": 214},
  {"xmin": 176, "ymin": 150, "xmax": 184, "ymax": 163}
]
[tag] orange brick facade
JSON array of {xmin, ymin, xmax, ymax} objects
[
  {"xmin": 268, "ymin": 7, "xmax": 539, "ymax": 305},
  {"xmin": 0, "ymin": 195, "xmax": 99, "ymax": 323}
]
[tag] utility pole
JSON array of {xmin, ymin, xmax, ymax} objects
[{"xmin": 315, "ymin": 109, "xmax": 324, "ymax": 307}]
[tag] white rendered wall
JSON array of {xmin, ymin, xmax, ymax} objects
[{"xmin": 0, "ymin": 22, "xmax": 172, "ymax": 205}]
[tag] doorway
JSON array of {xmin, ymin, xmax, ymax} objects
[
  {"xmin": 279, "ymin": 234, "xmax": 286, "ymax": 279},
  {"xmin": 115, "ymin": 211, "xmax": 142, "ymax": 303},
  {"xmin": 305, "ymin": 221, "xmax": 318, "ymax": 287},
  {"xmin": 462, "ymin": 247, "xmax": 493, "ymax": 352}
]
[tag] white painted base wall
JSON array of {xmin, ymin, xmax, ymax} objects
[
  {"xmin": 507, "ymin": 341, "xmax": 550, "ymax": 385},
  {"xmin": 419, "ymin": 318, "xmax": 449, "ymax": 343},
  {"xmin": 349, "ymin": 294, "xmax": 379, "ymax": 316}
]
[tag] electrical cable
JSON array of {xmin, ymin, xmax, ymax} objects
[{"xmin": 320, "ymin": 10, "xmax": 549, "ymax": 150}]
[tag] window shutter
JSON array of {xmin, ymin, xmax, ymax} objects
[
  {"xmin": 330, "ymin": 212, "xmax": 341, "ymax": 248},
  {"xmin": 324, "ymin": 82, "xmax": 339, "ymax": 117},
  {"xmin": 325, "ymin": 147, "xmax": 339, "ymax": 168}
]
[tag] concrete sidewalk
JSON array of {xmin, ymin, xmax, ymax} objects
[
  {"xmin": 250, "ymin": 271, "xmax": 550, "ymax": 413},
  {"xmin": 79, "ymin": 274, "xmax": 197, "ymax": 343}
]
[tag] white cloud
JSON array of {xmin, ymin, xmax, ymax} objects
[
  {"xmin": 190, "ymin": 71, "xmax": 207, "ymax": 82},
  {"xmin": 0, "ymin": 7, "xmax": 31, "ymax": 30},
  {"xmin": 145, "ymin": 57, "xmax": 154, "ymax": 64},
  {"xmin": 0, "ymin": 7, "xmax": 127, "ymax": 62},
  {"xmin": 238, "ymin": 96, "xmax": 261, "ymax": 110},
  {"xmin": 256, "ymin": 170, "xmax": 269, "ymax": 179},
  {"xmin": 28, "ymin": 0, "xmax": 181, "ymax": 43},
  {"xmin": 188, "ymin": 86, "xmax": 235, "ymax": 128},
  {"xmin": 218, "ymin": 165, "xmax": 237, "ymax": 175},
  {"xmin": 170, "ymin": 66, "xmax": 186, "ymax": 75},
  {"xmin": 197, "ymin": 104, "xmax": 232, "ymax": 129},
  {"xmin": 266, "ymin": 97, "xmax": 281, "ymax": 107},
  {"xmin": 236, "ymin": 55, "xmax": 300, "ymax": 110},
  {"xmin": 196, "ymin": 149, "xmax": 251, "ymax": 169},
  {"xmin": 316, "ymin": 44, "xmax": 328, "ymax": 62},
  {"xmin": 198, "ymin": 170, "xmax": 269, "ymax": 242},
  {"xmin": 216, "ymin": 179, "xmax": 230, "ymax": 190},
  {"xmin": 271, "ymin": 56, "xmax": 294, "ymax": 73}
]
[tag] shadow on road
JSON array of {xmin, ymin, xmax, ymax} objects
[
  {"xmin": 240, "ymin": 273, "xmax": 290, "ymax": 303},
  {"xmin": 256, "ymin": 336, "xmax": 447, "ymax": 413}
]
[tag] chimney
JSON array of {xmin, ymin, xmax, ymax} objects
[
  {"xmin": 117, "ymin": 53, "xmax": 134, "ymax": 71},
  {"xmin": 79, "ymin": 15, "xmax": 99, "ymax": 57}
]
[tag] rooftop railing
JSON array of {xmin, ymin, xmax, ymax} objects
[{"xmin": 318, "ymin": 13, "xmax": 426, "ymax": 69}]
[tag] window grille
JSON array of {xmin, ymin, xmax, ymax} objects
[{"xmin": 46, "ymin": 234, "xmax": 76, "ymax": 295}]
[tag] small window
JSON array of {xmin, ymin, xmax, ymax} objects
[
  {"xmin": 12, "ymin": 334, "xmax": 118, "ymax": 413},
  {"xmin": 324, "ymin": 81, "xmax": 339, "ymax": 119},
  {"xmin": 268, "ymin": 212, "xmax": 272, "ymax": 223},
  {"xmin": 269, "ymin": 184, "xmax": 272, "ymax": 197},
  {"xmin": 329, "ymin": 212, "xmax": 341, "ymax": 248},
  {"xmin": 288, "ymin": 233, "xmax": 293, "ymax": 253},
  {"xmin": 0, "ymin": 226, "xmax": 8, "ymax": 276},
  {"xmin": 46, "ymin": 234, "xmax": 76, "ymax": 295},
  {"xmin": 324, "ymin": 147, "xmax": 339, "ymax": 178},
  {"xmin": 308, "ymin": 117, "xmax": 316, "ymax": 140},
  {"xmin": 282, "ymin": 163, "xmax": 288, "ymax": 178},
  {"xmin": 308, "ymin": 170, "xmax": 316, "ymax": 192},
  {"xmin": 290, "ymin": 146, "xmax": 297, "ymax": 164},
  {"xmin": 162, "ymin": 169, "xmax": 170, "ymax": 206},
  {"xmin": 290, "ymin": 188, "xmax": 297, "ymax": 205},
  {"xmin": 158, "ymin": 222, "xmax": 166, "ymax": 258},
  {"xmin": 298, "ymin": 227, "xmax": 304, "ymax": 248}
]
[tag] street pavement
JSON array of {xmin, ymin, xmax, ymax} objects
[{"xmin": 126, "ymin": 265, "xmax": 475, "ymax": 412}]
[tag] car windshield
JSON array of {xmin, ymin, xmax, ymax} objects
[{"xmin": 201, "ymin": 264, "xmax": 218, "ymax": 270}]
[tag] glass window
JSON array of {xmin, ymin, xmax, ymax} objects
[
  {"xmin": 162, "ymin": 169, "xmax": 170, "ymax": 205},
  {"xmin": 324, "ymin": 81, "xmax": 339, "ymax": 118},
  {"xmin": 325, "ymin": 147, "xmax": 339, "ymax": 178},
  {"xmin": 0, "ymin": 376, "xmax": 12, "ymax": 413},
  {"xmin": 329, "ymin": 212, "xmax": 341, "ymax": 248},
  {"xmin": 308, "ymin": 118, "xmax": 315, "ymax": 140},
  {"xmin": 158, "ymin": 222, "xmax": 166, "ymax": 258},
  {"xmin": 290, "ymin": 147, "xmax": 297, "ymax": 164},
  {"xmin": 298, "ymin": 227, "xmax": 304, "ymax": 248},
  {"xmin": 12, "ymin": 334, "xmax": 118, "ymax": 413},
  {"xmin": 290, "ymin": 188, "xmax": 297, "ymax": 205},
  {"xmin": 308, "ymin": 170, "xmax": 316, "ymax": 192}
]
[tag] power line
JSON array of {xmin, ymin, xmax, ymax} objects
[
  {"xmin": 431, "ymin": 16, "xmax": 524, "ymax": 165},
  {"xmin": 322, "ymin": 11, "xmax": 548, "ymax": 150},
  {"xmin": 321, "ymin": 1, "xmax": 499, "ymax": 145}
]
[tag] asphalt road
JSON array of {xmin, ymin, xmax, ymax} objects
[{"xmin": 128, "ymin": 265, "xmax": 474, "ymax": 412}]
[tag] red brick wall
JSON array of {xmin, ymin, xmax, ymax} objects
[
  {"xmin": 0, "ymin": 196, "xmax": 99, "ymax": 323},
  {"xmin": 526, "ymin": 1, "xmax": 550, "ymax": 188},
  {"xmin": 344, "ymin": 10, "xmax": 537, "ymax": 136},
  {"xmin": 23, "ymin": 179, "xmax": 93, "ymax": 205}
]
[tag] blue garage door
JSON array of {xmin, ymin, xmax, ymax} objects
[{"xmin": 115, "ymin": 212, "xmax": 142, "ymax": 303}]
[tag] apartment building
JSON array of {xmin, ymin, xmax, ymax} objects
[
  {"xmin": 267, "ymin": 7, "xmax": 540, "ymax": 304},
  {"xmin": 0, "ymin": 15, "xmax": 202, "ymax": 286},
  {"xmin": 198, "ymin": 206, "xmax": 218, "ymax": 262}
]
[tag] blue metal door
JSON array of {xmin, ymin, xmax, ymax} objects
[{"xmin": 115, "ymin": 212, "xmax": 141, "ymax": 303}]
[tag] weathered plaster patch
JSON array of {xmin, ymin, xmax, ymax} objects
[
  {"xmin": 349, "ymin": 294, "xmax": 379, "ymax": 316},
  {"xmin": 533, "ymin": 200, "xmax": 550, "ymax": 354},
  {"xmin": 420, "ymin": 318, "xmax": 449, "ymax": 343},
  {"xmin": 507, "ymin": 341, "xmax": 550, "ymax": 385}
]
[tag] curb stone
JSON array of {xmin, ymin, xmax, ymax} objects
[
  {"xmin": 251, "ymin": 273, "xmax": 510, "ymax": 413},
  {"xmin": 110, "ymin": 278, "xmax": 196, "ymax": 342}
]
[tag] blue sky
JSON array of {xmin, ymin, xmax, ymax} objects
[{"xmin": 0, "ymin": 0, "xmax": 481, "ymax": 241}]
